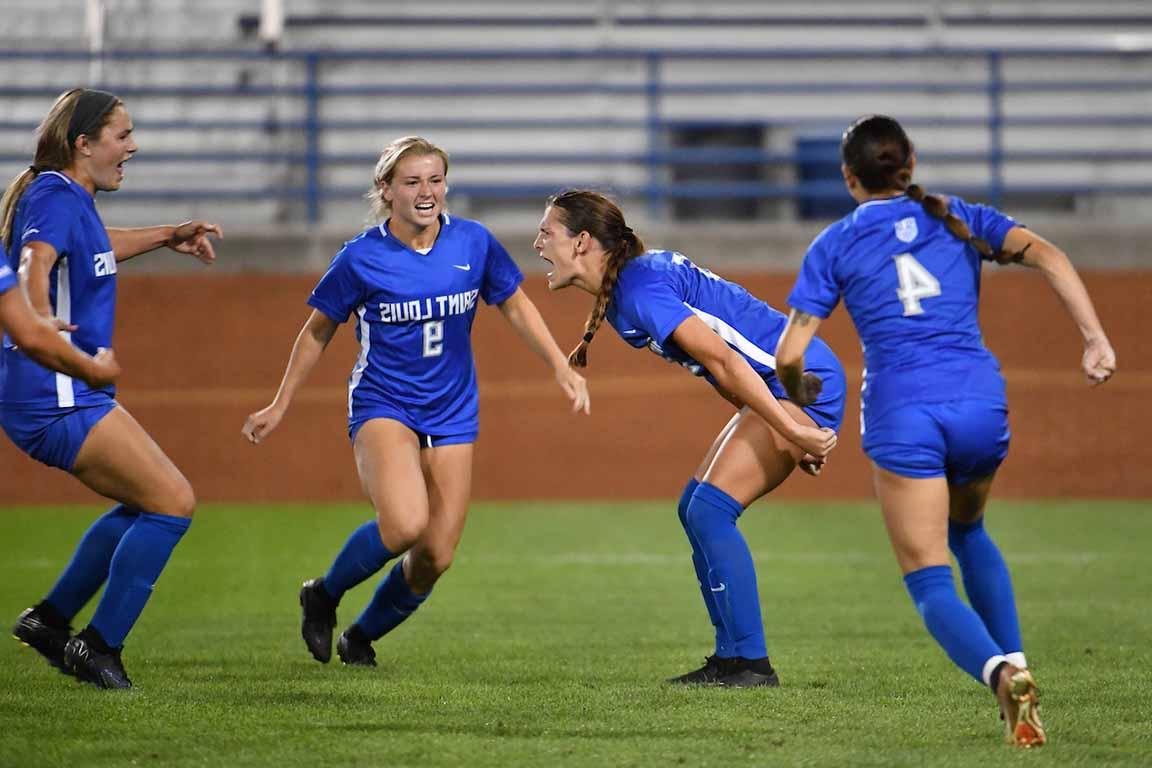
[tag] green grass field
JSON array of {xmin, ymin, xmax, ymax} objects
[{"xmin": 1, "ymin": 500, "xmax": 1150, "ymax": 767}]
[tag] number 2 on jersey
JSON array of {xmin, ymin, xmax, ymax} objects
[
  {"xmin": 423, "ymin": 320, "xmax": 444, "ymax": 357},
  {"xmin": 893, "ymin": 253, "xmax": 941, "ymax": 315}
]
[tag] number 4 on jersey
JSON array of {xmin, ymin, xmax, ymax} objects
[{"xmin": 893, "ymin": 253, "xmax": 941, "ymax": 315}]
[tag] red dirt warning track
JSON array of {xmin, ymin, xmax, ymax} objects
[{"xmin": 0, "ymin": 271, "xmax": 1147, "ymax": 503}]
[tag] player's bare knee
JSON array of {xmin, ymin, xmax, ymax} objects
[
  {"xmin": 376, "ymin": 513, "xmax": 427, "ymax": 553},
  {"xmin": 156, "ymin": 481, "xmax": 196, "ymax": 519}
]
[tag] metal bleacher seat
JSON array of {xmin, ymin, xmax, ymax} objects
[{"xmin": 0, "ymin": 0, "xmax": 1149, "ymax": 239}]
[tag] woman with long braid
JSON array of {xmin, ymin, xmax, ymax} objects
[
  {"xmin": 536, "ymin": 190, "xmax": 842, "ymax": 687},
  {"xmin": 775, "ymin": 115, "xmax": 1116, "ymax": 746}
]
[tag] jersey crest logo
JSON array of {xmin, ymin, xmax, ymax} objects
[
  {"xmin": 93, "ymin": 250, "xmax": 117, "ymax": 277},
  {"xmin": 894, "ymin": 217, "xmax": 918, "ymax": 243}
]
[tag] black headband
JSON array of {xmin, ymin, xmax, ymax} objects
[{"xmin": 67, "ymin": 89, "xmax": 120, "ymax": 146}]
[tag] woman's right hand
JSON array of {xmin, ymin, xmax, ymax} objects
[
  {"xmin": 792, "ymin": 424, "xmax": 838, "ymax": 459},
  {"xmin": 83, "ymin": 348, "xmax": 121, "ymax": 388},
  {"xmin": 1082, "ymin": 336, "xmax": 1116, "ymax": 386},
  {"xmin": 242, "ymin": 403, "xmax": 285, "ymax": 445}
]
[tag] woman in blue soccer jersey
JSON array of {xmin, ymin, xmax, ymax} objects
[
  {"xmin": 2, "ymin": 88, "xmax": 222, "ymax": 689},
  {"xmin": 242, "ymin": 136, "xmax": 590, "ymax": 667},
  {"xmin": 775, "ymin": 115, "xmax": 1116, "ymax": 746},
  {"xmin": 535, "ymin": 190, "xmax": 842, "ymax": 687}
]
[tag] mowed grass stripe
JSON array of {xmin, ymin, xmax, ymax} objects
[{"xmin": 1, "ymin": 501, "xmax": 1150, "ymax": 767}]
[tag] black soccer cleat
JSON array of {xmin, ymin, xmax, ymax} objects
[
  {"xmin": 716, "ymin": 657, "xmax": 780, "ymax": 688},
  {"xmin": 63, "ymin": 629, "xmax": 132, "ymax": 690},
  {"xmin": 12, "ymin": 604, "xmax": 73, "ymax": 675},
  {"xmin": 666, "ymin": 655, "xmax": 734, "ymax": 685},
  {"xmin": 300, "ymin": 578, "xmax": 338, "ymax": 663},
  {"xmin": 336, "ymin": 625, "xmax": 377, "ymax": 667}
]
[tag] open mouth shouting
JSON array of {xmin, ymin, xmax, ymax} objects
[{"xmin": 114, "ymin": 152, "xmax": 133, "ymax": 183}]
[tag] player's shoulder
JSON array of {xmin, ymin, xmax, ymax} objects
[
  {"xmin": 614, "ymin": 251, "xmax": 685, "ymax": 304},
  {"xmin": 807, "ymin": 214, "xmax": 856, "ymax": 256},
  {"xmin": 24, "ymin": 171, "xmax": 79, "ymax": 206},
  {"xmin": 623, "ymin": 249, "xmax": 679, "ymax": 275},
  {"xmin": 337, "ymin": 225, "xmax": 390, "ymax": 260},
  {"xmin": 441, "ymin": 213, "xmax": 487, "ymax": 234},
  {"xmin": 944, "ymin": 193, "xmax": 998, "ymax": 221}
]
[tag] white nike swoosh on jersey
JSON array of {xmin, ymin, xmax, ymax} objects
[
  {"xmin": 710, "ymin": 584, "xmax": 726, "ymax": 592},
  {"xmin": 452, "ymin": 264, "xmax": 471, "ymax": 271}
]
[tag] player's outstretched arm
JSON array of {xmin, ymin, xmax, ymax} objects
[
  {"xmin": 672, "ymin": 315, "xmax": 836, "ymax": 458},
  {"xmin": 1002, "ymin": 227, "xmax": 1116, "ymax": 386},
  {"xmin": 107, "ymin": 220, "xmax": 222, "ymax": 264},
  {"xmin": 496, "ymin": 287, "xmax": 590, "ymax": 415},
  {"xmin": 242, "ymin": 309, "xmax": 339, "ymax": 445}
]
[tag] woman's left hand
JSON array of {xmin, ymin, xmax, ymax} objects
[
  {"xmin": 167, "ymin": 220, "xmax": 223, "ymax": 265},
  {"xmin": 556, "ymin": 366, "xmax": 591, "ymax": 415}
]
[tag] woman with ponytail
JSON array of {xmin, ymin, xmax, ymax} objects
[
  {"xmin": 5, "ymin": 88, "xmax": 222, "ymax": 690},
  {"xmin": 775, "ymin": 114, "xmax": 1116, "ymax": 747},
  {"xmin": 536, "ymin": 190, "xmax": 843, "ymax": 687}
]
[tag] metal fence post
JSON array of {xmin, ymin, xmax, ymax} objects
[
  {"xmin": 305, "ymin": 53, "xmax": 321, "ymax": 224},
  {"xmin": 987, "ymin": 51, "xmax": 1004, "ymax": 208},
  {"xmin": 646, "ymin": 52, "xmax": 663, "ymax": 220}
]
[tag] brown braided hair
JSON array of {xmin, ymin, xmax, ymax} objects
[
  {"xmin": 841, "ymin": 115, "xmax": 1028, "ymax": 265},
  {"xmin": 547, "ymin": 190, "xmax": 646, "ymax": 368}
]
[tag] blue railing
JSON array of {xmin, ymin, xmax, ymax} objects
[{"xmin": 2, "ymin": 46, "xmax": 1150, "ymax": 223}]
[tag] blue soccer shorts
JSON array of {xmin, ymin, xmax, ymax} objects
[
  {"xmin": 863, "ymin": 398, "xmax": 1010, "ymax": 485},
  {"xmin": 1, "ymin": 399, "xmax": 118, "ymax": 471}
]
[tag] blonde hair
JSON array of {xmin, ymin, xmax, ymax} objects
[
  {"xmin": 364, "ymin": 136, "xmax": 450, "ymax": 222},
  {"xmin": 1, "ymin": 88, "xmax": 122, "ymax": 250}
]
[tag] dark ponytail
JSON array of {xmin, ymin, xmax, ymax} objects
[
  {"xmin": 905, "ymin": 184, "xmax": 1028, "ymax": 265},
  {"xmin": 843, "ymin": 115, "xmax": 1028, "ymax": 265}
]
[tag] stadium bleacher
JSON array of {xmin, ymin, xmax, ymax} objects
[{"xmin": 1, "ymin": 1, "xmax": 1150, "ymax": 268}]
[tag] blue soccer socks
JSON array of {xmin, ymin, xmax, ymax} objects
[
  {"xmin": 904, "ymin": 564, "xmax": 1007, "ymax": 685},
  {"xmin": 948, "ymin": 518, "xmax": 1024, "ymax": 658},
  {"xmin": 677, "ymin": 478, "xmax": 734, "ymax": 657},
  {"xmin": 684, "ymin": 482, "xmax": 766, "ymax": 660},
  {"xmin": 45, "ymin": 504, "xmax": 140, "ymax": 620},
  {"xmin": 355, "ymin": 560, "xmax": 428, "ymax": 641},
  {"xmin": 89, "ymin": 512, "xmax": 191, "ymax": 649},
  {"xmin": 323, "ymin": 520, "xmax": 395, "ymax": 602}
]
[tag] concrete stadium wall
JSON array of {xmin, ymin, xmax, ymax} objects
[{"xmin": 0, "ymin": 267, "xmax": 1147, "ymax": 505}]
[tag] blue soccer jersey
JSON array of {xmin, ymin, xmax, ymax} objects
[
  {"xmin": 1, "ymin": 171, "xmax": 117, "ymax": 409},
  {"xmin": 0, "ymin": 262, "xmax": 16, "ymax": 294},
  {"xmin": 309, "ymin": 214, "xmax": 523, "ymax": 436},
  {"xmin": 788, "ymin": 194, "xmax": 1018, "ymax": 419},
  {"xmin": 607, "ymin": 250, "xmax": 845, "ymax": 430}
]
